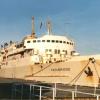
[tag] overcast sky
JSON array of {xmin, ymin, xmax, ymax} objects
[{"xmin": 0, "ymin": 0, "xmax": 100, "ymax": 55}]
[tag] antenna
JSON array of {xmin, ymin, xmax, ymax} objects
[
  {"xmin": 46, "ymin": 18, "xmax": 52, "ymax": 35},
  {"xmin": 31, "ymin": 16, "xmax": 35, "ymax": 37}
]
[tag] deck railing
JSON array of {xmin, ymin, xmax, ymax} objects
[{"xmin": 12, "ymin": 83, "xmax": 100, "ymax": 100}]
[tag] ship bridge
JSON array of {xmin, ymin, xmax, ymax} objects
[{"xmin": 24, "ymin": 34, "xmax": 75, "ymax": 63}]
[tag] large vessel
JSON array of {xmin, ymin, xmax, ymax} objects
[{"xmin": 0, "ymin": 17, "xmax": 100, "ymax": 87}]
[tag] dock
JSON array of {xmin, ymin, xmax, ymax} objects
[{"xmin": 0, "ymin": 82, "xmax": 100, "ymax": 100}]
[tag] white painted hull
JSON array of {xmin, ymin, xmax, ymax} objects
[{"xmin": 0, "ymin": 55, "xmax": 100, "ymax": 87}]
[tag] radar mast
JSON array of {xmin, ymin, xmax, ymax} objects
[{"xmin": 46, "ymin": 19, "xmax": 52, "ymax": 35}]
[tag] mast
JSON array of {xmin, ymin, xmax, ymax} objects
[
  {"xmin": 46, "ymin": 19, "xmax": 52, "ymax": 35},
  {"xmin": 31, "ymin": 16, "xmax": 35, "ymax": 37}
]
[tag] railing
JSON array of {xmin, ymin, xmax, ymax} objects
[{"xmin": 12, "ymin": 83, "xmax": 100, "ymax": 100}]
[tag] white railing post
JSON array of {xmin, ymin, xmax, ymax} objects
[
  {"xmin": 32, "ymin": 85, "xmax": 34, "ymax": 98},
  {"xmin": 75, "ymin": 85, "xmax": 77, "ymax": 97},
  {"xmin": 53, "ymin": 88, "xmax": 55, "ymax": 100},
  {"xmin": 94, "ymin": 86, "xmax": 96, "ymax": 96},
  {"xmin": 54, "ymin": 83, "xmax": 57, "ymax": 97},
  {"xmin": 14, "ymin": 85, "xmax": 16, "ymax": 99},
  {"xmin": 72, "ymin": 91, "xmax": 75, "ymax": 100},
  {"xmin": 39, "ymin": 86, "xmax": 42, "ymax": 100},
  {"xmin": 21, "ymin": 84, "xmax": 23, "ymax": 100},
  {"xmin": 97, "ymin": 95, "xmax": 99, "ymax": 100},
  {"xmin": 29, "ymin": 85, "xmax": 31, "ymax": 100}
]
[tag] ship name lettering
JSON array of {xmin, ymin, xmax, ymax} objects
[{"xmin": 51, "ymin": 68, "xmax": 70, "ymax": 71}]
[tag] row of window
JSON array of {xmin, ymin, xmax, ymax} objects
[
  {"xmin": 45, "ymin": 49, "xmax": 75, "ymax": 55},
  {"xmin": 27, "ymin": 40, "xmax": 74, "ymax": 45},
  {"xmin": 45, "ymin": 49, "xmax": 67, "ymax": 54}
]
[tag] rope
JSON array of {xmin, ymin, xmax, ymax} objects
[
  {"xmin": 94, "ymin": 61, "xmax": 100, "ymax": 83},
  {"xmin": 69, "ymin": 57, "xmax": 100, "ymax": 86},
  {"xmin": 95, "ymin": 60, "xmax": 100, "ymax": 66},
  {"xmin": 25, "ymin": 62, "xmax": 53, "ymax": 77},
  {"xmin": 93, "ymin": 63, "xmax": 100, "ymax": 80},
  {"xmin": 68, "ymin": 60, "xmax": 91, "ymax": 85}
]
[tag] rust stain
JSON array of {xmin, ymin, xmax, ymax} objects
[{"xmin": 86, "ymin": 76, "xmax": 94, "ymax": 82}]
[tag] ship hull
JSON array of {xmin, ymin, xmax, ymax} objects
[{"xmin": 0, "ymin": 55, "xmax": 100, "ymax": 87}]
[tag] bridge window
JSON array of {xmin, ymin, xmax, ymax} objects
[
  {"xmin": 47, "ymin": 40, "xmax": 50, "ymax": 42},
  {"xmin": 60, "ymin": 41, "xmax": 62, "ymax": 43},
  {"xmin": 69, "ymin": 42, "xmax": 73, "ymax": 45},
  {"xmin": 42, "ymin": 40, "xmax": 45, "ymax": 42},
  {"xmin": 27, "ymin": 41, "xmax": 30, "ymax": 43},
  {"xmin": 33, "ymin": 40, "xmax": 36, "ymax": 43},
  {"xmin": 52, "ymin": 40, "xmax": 55, "ymax": 43},
  {"xmin": 63, "ymin": 41, "xmax": 66, "ymax": 43},
  {"xmin": 67, "ymin": 42, "xmax": 69, "ymax": 44},
  {"xmin": 56, "ymin": 40, "xmax": 58, "ymax": 43},
  {"xmin": 70, "ymin": 42, "xmax": 72, "ymax": 45},
  {"xmin": 37, "ymin": 40, "xmax": 41, "ymax": 42}
]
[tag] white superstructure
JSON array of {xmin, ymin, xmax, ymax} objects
[
  {"xmin": 24, "ymin": 34, "xmax": 75, "ymax": 63},
  {"xmin": 0, "ymin": 17, "xmax": 76, "ymax": 65}
]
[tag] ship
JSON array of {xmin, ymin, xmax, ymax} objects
[{"xmin": 0, "ymin": 16, "xmax": 100, "ymax": 88}]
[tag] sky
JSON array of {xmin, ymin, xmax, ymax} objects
[{"xmin": 0, "ymin": 0, "xmax": 100, "ymax": 55}]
